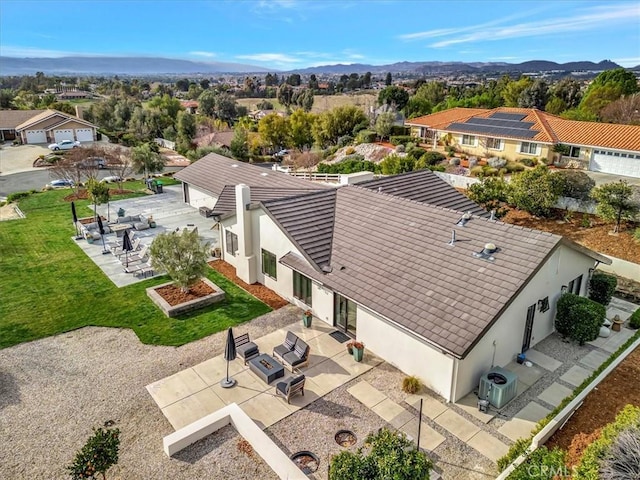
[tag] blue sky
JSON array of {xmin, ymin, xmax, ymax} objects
[{"xmin": 1, "ymin": 0, "xmax": 639, "ymax": 69}]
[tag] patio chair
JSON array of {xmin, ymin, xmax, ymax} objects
[
  {"xmin": 273, "ymin": 331, "xmax": 298, "ymax": 360},
  {"xmin": 111, "ymin": 237, "xmax": 142, "ymax": 257},
  {"xmin": 107, "ymin": 231, "xmax": 138, "ymax": 249},
  {"xmin": 275, "ymin": 375, "xmax": 305, "ymax": 404},
  {"xmin": 234, "ymin": 333, "xmax": 259, "ymax": 365},
  {"xmin": 273, "ymin": 331, "xmax": 310, "ymax": 372},
  {"xmin": 120, "ymin": 245, "xmax": 149, "ymax": 265},
  {"xmin": 124, "ymin": 259, "xmax": 154, "ymax": 278}
]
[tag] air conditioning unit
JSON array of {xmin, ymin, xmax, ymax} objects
[{"xmin": 478, "ymin": 366, "xmax": 518, "ymax": 409}]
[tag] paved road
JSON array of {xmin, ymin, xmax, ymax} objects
[{"xmin": 0, "ymin": 167, "xmax": 184, "ymax": 198}]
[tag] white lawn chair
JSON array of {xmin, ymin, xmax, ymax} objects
[
  {"xmin": 120, "ymin": 245, "xmax": 149, "ymax": 265},
  {"xmin": 112, "ymin": 237, "xmax": 141, "ymax": 257}
]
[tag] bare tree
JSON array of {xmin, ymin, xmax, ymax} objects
[
  {"xmin": 107, "ymin": 146, "xmax": 134, "ymax": 191},
  {"xmin": 600, "ymin": 93, "xmax": 640, "ymax": 125},
  {"xmin": 291, "ymin": 150, "xmax": 321, "ymax": 170}
]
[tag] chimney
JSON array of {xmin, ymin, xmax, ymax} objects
[{"xmin": 234, "ymin": 184, "xmax": 257, "ymax": 283}]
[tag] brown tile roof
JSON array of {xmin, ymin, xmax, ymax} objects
[
  {"xmin": 406, "ymin": 107, "xmax": 640, "ymax": 151},
  {"xmin": 357, "ymin": 170, "xmax": 488, "ymax": 217},
  {"xmin": 174, "ymin": 152, "xmax": 331, "ymax": 197},
  {"xmin": 280, "ymin": 186, "xmax": 563, "ymax": 358},
  {"xmin": 214, "ymin": 185, "xmax": 328, "ymax": 215},
  {"xmin": 14, "ymin": 109, "xmax": 96, "ymax": 130},
  {"xmin": 263, "ymin": 190, "xmax": 337, "ymax": 269},
  {"xmin": 0, "ymin": 109, "xmax": 45, "ymax": 129}
]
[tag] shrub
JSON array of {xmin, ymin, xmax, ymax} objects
[
  {"xmin": 488, "ymin": 157, "xmax": 507, "ymax": 169},
  {"xmin": 344, "ymin": 146, "xmax": 356, "ymax": 155},
  {"xmin": 634, "ymin": 227, "xmax": 640, "ymax": 243},
  {"xmin": 355, "ymin": 129, "xmax": 376, "ymax": 144},
  {"xmin": 419, "ymin": 151, "xmax": 445, "ymax": 166},
  {"xmin": 256, "ymin": 99, "xmax": 273, "ymax": 110},
  {"xmin": 470, "ymin": 165, "xmax": 484, "ymax": 177},
  {"xmin": 402, "ymin": 375, "xmax": 422, "ymax": 394},
  {"xmin": 446, "ymin": 146, "xmax": 457, "ymax": 157},
  {"xmin": 482, "ymin": 166, "xmax": 499, "ymax": 177},
  {"xmin": 428, "ymin": 164, "xmax": 446, "ymax": 172},
  {"xmin": 629, "ymin": 308, "xmax": 640, "ymax": 329},
  {"xmin": 395, "ymin": 144, "xmax": 405, "ymax": 153},
  {"xmin": 505, "ymin": 162, "xmax": 524, "ymax": 173},
  {"xmin": 337, "ymin": 135, "xmax": 354, "ymax": 148},
  {"xmin": 574, "ymin": 405, "xmax": 640, "ymax": 480},
  {"xmin": 600, "ymin": 425, "xmax": 640, "ymax": 480},
  {"xmin": 6, "ymin": 191, "xmax": 33, "ymax": 203},
  {"xmin": 555, "ymin": 170, "xmax": 596, "ymax": 201},
  {"xmin": 68, "ymin": 426, "xmax": 120, "ymax": 480},
  {"xmin": 329, "ymin": 428, "xmax": 432, "ymax": 480},
  {"xmin": 508, "ymin": 166, "xmax": 563, "ymax": 217},
  {"xmin": 449, "ymin": 157, "xmax": 460, "ymax": 166},
  {"xmin": 497, "ymin": 437, "xmax": 532, "ymax": 471},
  {"xmin": 468, "ymin": 176, "xmax": 511, "ymax": 217},
  {"xmin": 555, "ymin": 293, "xmax": 605, "ymax": 345},
  {"xmin": 506, "ymin": 446, "xmax": 567, "ymax": 480},
  {"xmin": 589, "ymin": 272, "xmax": 617, "ymax": 306},
  {"xmin": 389, "ymin": 135, "xmax": 414, "ymax": 146},
  {"xmin": 390, "ymin": 125, "xmax": 409, "ymax": 136},
  {"xmin": 518, "ymin": 157, "xmax": 537, "ymax": 167},
  {"xmin": 317, "ymin": 158, "xmax": 379, "ymax": 174}
]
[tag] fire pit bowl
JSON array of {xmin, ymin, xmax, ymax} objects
[
  {"xmin": 290, "ymin": 451, "xmax": 319, "ymax": 474},
  {"xmin": 335, "ymin": 429, "xmax": 357, "ymax": 447}
]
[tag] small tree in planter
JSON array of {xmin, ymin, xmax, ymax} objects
[
  {"xmin": 149, "ymin": 228, "xmax": 209, "ymax": 293},
  {"xmin": 68, "ymin": 426, "xmax": 120, "ymax": 480},
  {"xmin": 556, "ymin": 293, "xmax": 606, "ymax": 345}
]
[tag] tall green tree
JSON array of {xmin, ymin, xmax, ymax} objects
[
  {"xmin": 518, "ymin": 80, "xmax": 548, "ymax": 109},
  {"xmin": 591, "ymin": 180, "xmax": 640, "ymax": 233},
  {"xmin": 197, "ymin": 89, "xmax": 217, "ymax": 117},
  {"xmin": 508, "ymin": 166, "xmax": 563, "ymax": 217},
  {"xmin": 258, "ymin": 113, "xmax": 290, "ymax": 151},
  {"xmin": 288, "ymin": 109, "xmax": 315, "ymax": 149},
  {"xmin": 230, "ymin": 127, "xmax": 249, "ymax": 160},
  {"xmin": 277, "ymin": 83, "xmax": 294, "ymax": 108},
  {"xmin": 312, "ymin": 105, "xmax": 368, "ymax": 146},
  {"xmin": 375, "ymin": 111, "xmax": 395, "ymax": 140},
  {"xmin": 385, "ymin": 72, "xmax": 392, "ymax": 86},
  {"xmin": 377, "ymin": 85, "xmax": 409, "ymax": 110},
  {"xmin": 130, "ymin": 143, "xmax": 165, "ymax": 178},
  {"xmin": 502, "ymin": 76, "xmax": 533, "ymax": 107}
]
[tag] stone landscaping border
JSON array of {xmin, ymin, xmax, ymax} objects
[
  {"xmin": 496, "ymin": 330, "xmax": 640, "ymax": 480},
  {"xmin": 146, "ymin": 277, "xmax": 225, "ymax": 318}
]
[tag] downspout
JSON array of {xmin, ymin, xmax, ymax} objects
[{"xmin": 449, "ymin": 357, "xmax": 459, "ymax": 403}]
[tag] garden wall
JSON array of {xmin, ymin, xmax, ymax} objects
[{"xmin": 598, "ymin": 255, "xmax": 640, "ymax": 281}]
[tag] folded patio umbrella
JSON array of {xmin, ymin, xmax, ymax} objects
[
  {"xmin": 122, "ymin": 230, "xmax": 133, "ymax": 267},
  {"xmin": 71, "ymin": 201, "xmax": 81, "ymax": 239},
  {"xmin": 96, "ymin": 215, "xmax": 109, "ymax": 254},
  {"xmin": 221, "ymin": 327, "xmax": 237, "ymax": 388}
]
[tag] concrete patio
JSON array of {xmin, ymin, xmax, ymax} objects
[
  {"xmin": 147, "ymin": 320, "xmax": 383, "ymax": 431},
  {"xmin": 75, "ymin": 185, "xmax": 220, "ymax": 287}
]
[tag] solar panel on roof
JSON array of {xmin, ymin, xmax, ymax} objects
[
  {"xmin": 465, "ymin": 117, "xmax": 535, "ymax": 130},
  {"xmin": 449, "ymin": 122, "xmax": 539, "ymax": 138},
  {"xmin": 490, "ymin": 112, "xmax": 527, "ymax": 121}
]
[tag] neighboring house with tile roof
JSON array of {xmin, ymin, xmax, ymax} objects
[
  {"xmin": 197, "ymin": 157, "xmax": 610, "ymax": 402},
  {"xmin": 406, "ymin": 107, "xmax": 640, "ymax": 178},
  {"xmin": 0, "ymin": 108, "xmax": 98, "ymax": 144}
]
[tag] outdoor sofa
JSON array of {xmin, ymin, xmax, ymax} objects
[
  {"xmin": 272, "ymin": 331, "xmax": 310, "ymax": 372},
  {"xmin": 112, "ymin": 214, "xmax": 151, "ymax": 231},
  {"xmin": 79, "ymin": 220, "xmax": 110, "ymax": 240}
]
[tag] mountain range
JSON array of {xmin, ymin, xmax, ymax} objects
[{"xmin": 0, "ymin": 56, "xmax": 625, "ymax": 76}]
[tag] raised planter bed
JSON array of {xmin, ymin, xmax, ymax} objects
[{"xmin": 146, "ymin": 277, "xmax": 225, "ymax": 318}]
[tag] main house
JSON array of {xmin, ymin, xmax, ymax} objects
[
  {"xmin": 405, "ymin": 107, "xmax": 640, "ymax": 178},
  {"xmin": 0, "ymin": 108, "xmax": 98, "ymax": 144},
  {"xmin": 176, "ymin": 154, "xmax": 610, "ymax": 402}
]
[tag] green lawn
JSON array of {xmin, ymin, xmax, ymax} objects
[{"xmin": 0, "ymin": 182, "xmax": 271, "ymax": 349}]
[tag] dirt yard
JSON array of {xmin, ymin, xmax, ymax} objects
[
  {"xmin": 502, "ymin": 209, "xmax": 640, "ymax": 264},
  {"xmin": 236, "ymin": 93, "xmax": 377, "ymax": 115},
  {"xmin": 545, "ymin": 345, "xmax": 640, "ymax": 463}
]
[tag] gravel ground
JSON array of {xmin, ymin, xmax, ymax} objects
[{"xmin": 1, "ymin": 302, "xmax": 515, "ymax": 480}]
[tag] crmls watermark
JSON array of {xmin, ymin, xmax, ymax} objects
[{"xmin": 526, "ymin": 464, "xmax": 574, "ymax": 478}]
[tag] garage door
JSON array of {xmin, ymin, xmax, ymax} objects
[
  {"xmin": 54, "ymin": 129, "xmax": 74, "ymax": 143},
  {"xmin": 25, "ymin": 129, "xmax": 46, "ymax": 144},
  {"xmin": 75, "ymin": 128, "xmax": 94, "ymax": 142},
  {"xmin": 591, "ymin": 149, "xmax": 640, "ymax": 178}
]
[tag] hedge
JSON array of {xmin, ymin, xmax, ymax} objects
[
  {"xmin": 555, "ymin": 293, "xmax": 605, "ymax": 345},
  {"xmin": 588, "ymin": 272, "xmax": 617, "ymax": 306},
  {"xmin": 389, "ymin": 135, "xmax": 415, "ymax": 146},
  {"xmin": 630, "ymin": 308, "xmax": 640, "ymax": 329}
]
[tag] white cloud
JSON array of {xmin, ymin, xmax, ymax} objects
[
  {"xmin": 236, "ymin": 52, "xmax": 300, "ymax": 64},
  {"xmin": 0, "ymin": 45, "xmax": 82, "ymax": 57},
  {"xmin": 189, "ymin": 51, "xmax": 217, "ymax": 58},
  {"xmin": 613, "ymin": 57, "xmax": 640, "ymax": 67},
  {"xmin": 429, "ymin": 3, "xmax": 640, "ymax": 48}
]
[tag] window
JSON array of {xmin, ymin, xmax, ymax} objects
[
  {"xmin": 569, "ymin": 146, "xmax": 580, "ymax": 158},
  {"xmin": 520, "ymin": 142, "xmax": 539, "ymax": 154},
  {"xmin": 225, "ymin": 230, "xmax": 238, "ymax": 256},
  {"xmin": 293, "ymin": 271, "xmax": 312, "ymax": 306},
  {"xmin": 567, "ymin": 274, "xmax": 583, "ymax": 295},
  {"xmin": 538, "ymin": 296, "xmax": 550, "ymax": 313},
  {"xmin": 486, "ymin": 137, "xmax": 502, "ymax": 150},
  {"xmin": 462, "ymin": 134, "xmax": 476, "ymax": 146},
  {"xmin": 261, "ymin": 249, "xmax": 277, "ymax": 279}
]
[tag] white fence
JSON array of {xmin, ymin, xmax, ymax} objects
[{"xmin": 154, "ymin": 138, "xmax": 176, "ymax": 150}]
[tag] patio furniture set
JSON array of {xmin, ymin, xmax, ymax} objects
[
  {"xmin": 107, "ymin": 232, "xmax": 155, "ymax": 278},
  {"xmin": 234, "ymin": 331, "xmax": 309, "ymax": 404}
]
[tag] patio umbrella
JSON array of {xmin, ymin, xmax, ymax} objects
[
  {"xmin": 221, "ymin": 327, "xmax": 237, "ymax": 388},
  {"xmin": 122, "ymin": 230, "xmax": 133, "ymax": 267},
  {"xmin": 96, "ymin": 215, "xmax": 109, "ymax": 254},
  {"xmin": 71, "ymin": 201, "xmax": 81, "ymax": 239}
]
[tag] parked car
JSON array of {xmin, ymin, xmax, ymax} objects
[
  {"xmin": 75, "ymin": 157, "xmax": 106, "ymax": 169},
  {"xmin": 48, "ymin": 140, "xmax": 80, "ymax": 151},
  {"xmin": 274, "ymin": 149, "xmax": 289, "ymax": 157},
  {"xmin": 47, "ymin": 179, "xmax": 75, "ymax": 189},
  {"xmin": 100, "ymin": 175, "xmax": 122, "ymax": 183}
]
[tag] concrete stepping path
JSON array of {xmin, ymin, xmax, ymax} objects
[
  {"xmin": 537, "ymin": 382, "xmax": 573, "ymax": 408},
  {"xmin": 560, "ymin": 365, "xmax": 592, "ymax": 387},
  {"xmin": 524, "ymin": 349, "xmax": 562, "ymax": 372},
  {"xmin": 498, "ymin": 401, "xmax": 550, "ymax": 442}
]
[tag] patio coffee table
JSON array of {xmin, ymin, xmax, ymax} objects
[
  {"xmin": 111, "ymin": 223, "xmax": 133, "ymax": 237},
  {"xmin": 249, "ymin": 353, "xmax": 285, "ymax": 384}
]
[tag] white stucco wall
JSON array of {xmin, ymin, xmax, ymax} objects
[
  {"xmin": 357, "ymin": 307, "xmax": 456, "ymax": 400},
  {"xmin": 454, "ymin": 245, "xmax": 597, "ymax": 401},
  {"xmin": 186, "ymin": 184, "xmax": 216, "ymax": 209}
]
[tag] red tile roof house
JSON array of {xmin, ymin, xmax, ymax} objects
[
  {"xmin": 175, "ymin": 154, "xmax": 610, "ymax": 402},
  {"xmin": 405, "ymin": 107, "xmax": 640, "ymax": 178}
]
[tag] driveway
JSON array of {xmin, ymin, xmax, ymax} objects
[
  {"xmin": 584, "ymin": 170, "xmax": 640, "ymax": 186},
  {"xmin": 0, "ymin": 143, "xmax": 50, "ymax": 175}
]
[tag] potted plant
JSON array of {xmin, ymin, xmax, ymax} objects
[
  {"xmin": 85, "ymin": 233, "xmax": 94, "ymax": 244},
  {"xmin": 351, "ymin": 341, "xmax": 365, "ymax": 362},
  {"xmin": 302, "ymin": 310, "xmax": 312, "ymax": 328}
]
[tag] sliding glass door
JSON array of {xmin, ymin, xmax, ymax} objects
[{"xmin": 334, "ymin": 293, "xmax": 357, "ymax": 336}]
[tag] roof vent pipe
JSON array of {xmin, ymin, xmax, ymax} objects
[
  {"xmin": 490, "ymin": 210, "xmax": 496, "ymax": 221},
  {"xmin": 448, "ymin": 230, "xmax": 456, "ymax": 246},
  {"xmin": 378, "ymin": 187, "xmax": 382, "ymax": 193}
]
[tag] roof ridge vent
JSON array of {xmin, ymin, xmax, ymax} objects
[
  {"xmin": 457, "ymin": 211, "xmax": 472, "ymax": 226},
  {"xmin": 473, "ymin": 242, "xmax": 499, "ymax": 261}
]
